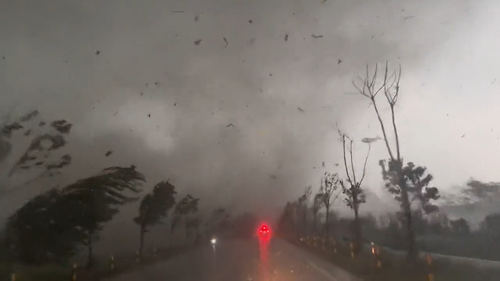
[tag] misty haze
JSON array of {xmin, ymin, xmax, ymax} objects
[{"xmin": 1, "ymin": 0, "xmax": 500, "ymax": 280}]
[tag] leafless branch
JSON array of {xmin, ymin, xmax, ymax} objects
[
  {"xmin": 358, "ymin": 143, "xmax": 371, "ymax": 185},
  {"xmin": 352, "ymin": 61, "xmax": 403, "ymax": 161},
  {"xmin": 337, "ymin": 127, "xmax": 353, "ymax": 185},
  {"xmin": 348, "ymin": 138, "xmax": 357, "ymax": 184}
]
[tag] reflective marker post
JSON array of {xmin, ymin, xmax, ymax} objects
[
  {"xmin": 371, "ymin": 242, "xmax": 382, "ymax": 268},
  {"xmin": 109, "ymin": 255, "xmax": 115, "ymax": 272},
  {"xmin": 135, "ymin": 251, "xmax": 141, "ymax": 263},
  {"xmin": 426, "ymin": 254, "xmax": 434, "ymax": 281},
  {"xmin": 71, "ymin": 263, "xmax": 77, "ymax": 281}
]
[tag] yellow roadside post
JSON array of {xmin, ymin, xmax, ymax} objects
[
  {"xmin": 10, "ymin": 273, "xmax": 16, "ymax": 281},
  {"xmin": 71, "ymin": 263, "xmax": 78, "ymax": 281},
  {"xmin": 109, "ymin": 255, "xmax": 115, "ymax": 272},
  {"xmin": 332, "ymin": 238, "xmax": 337, "ymax": 253},
  {"xmin": 135, "ymin": 251, "xmax": 141, "ymax": 263},
  {"xmin": 349, "ymin": 242, "xmax": 355, "ymax": 258},
  {"xmin": 426, "ymin": 254, "xmax": 434, "ymax": 281},
  {"xmin": 371, "ymin": 242, "xmax": 382, "ymax": 268}
]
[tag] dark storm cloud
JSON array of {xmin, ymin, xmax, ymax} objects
[{"xmin": 0, "ymin": 0, "xmax": 482, "ymax": 222}]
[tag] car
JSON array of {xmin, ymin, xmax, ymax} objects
[{"xmin": 258, "ymin": 224, "xmax": 271, "ymax": 237}]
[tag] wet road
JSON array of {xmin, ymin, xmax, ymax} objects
[{"xmin": 106, "ymin": 237, "xmax": 360, "ymax": 281}]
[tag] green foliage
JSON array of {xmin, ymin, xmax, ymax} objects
[
  {"xmin": 231, "ymin": 213, "xmax": 259, "ymax": 238},
  {"xmin": 5, "ymin": 189, "xmax": 83, "ymax": 264},
  {"xmin": 277, "ymin": 201, "xmax": 298, "ymax": 235},
  {"xmin": 63, "ymin": 166, "xmax": 145, "ymax": 240},
  {"xmin": 379, "ymin": 160, "xmax": 440, "ymax": 214},
  {"xmin": 170, "ymin": 194, "xmax": 200, "ymax": 237},
  {"xmin": 5, "ymin": 166, "xmax": 146, "ymax": 265},
  {"xmin": 134, "ymin": 181, "xmax": 177, "ymax": 230}
]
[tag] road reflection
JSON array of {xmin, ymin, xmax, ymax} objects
[{"xmin": 259, "ymin": 234, "xmax": 271, "ymax": 280}]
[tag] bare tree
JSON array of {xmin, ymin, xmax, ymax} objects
[
  {"xmin": 297, "ymin": 186, "xmax": 312, "ymax": 234},
  {"xmin": 352, "ymin": 62, "xmax": 439, "ymax": 261},
  {"xmin": 337, "ymin": 128, "xmax": 369, "ymax": 254},
  {"xmin": 319, "ymin": 172, "xmax": 341, "ymax": 242}
]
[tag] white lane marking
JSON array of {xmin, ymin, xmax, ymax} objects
[{"xmin": 308, "ymin": 261, "xmax": 338, "ymax": 281}]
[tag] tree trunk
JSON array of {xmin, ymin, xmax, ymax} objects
[
  {"xmin": 325, "ymin": 204, "xmax": 330, "ymax": 243},
  {"xmin": 86, "ymin": 236, "xmax": 93, "ymax": 269},
  {"xmin": 396, "ymin": 161, "xmax": 417, "ymax": 262},
  {"xmin": 302, "ymin": 210, "xmax": 307, "ymax": 235},
  {"xmin": 353, "ymin": 206, "xmax": 361, "ymax": 254},
  {"xmin": 312, "ymin": 212, "xmax": 317, "ymax": 235},
  {"xmin": 169, "ymin": 225, "xmax": 175, "ymax": 249},
  {"xmin": 139, "ymin": 225, "xmax": 145, "ymax": 256}
]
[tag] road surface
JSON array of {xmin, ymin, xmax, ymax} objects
[{"xmin": 106, "ymin": 237, "xmax": 360, "ymax": 281}]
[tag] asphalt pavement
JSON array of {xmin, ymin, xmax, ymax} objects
[{"xmin": 106, "ymin": 236, "xmax": 360, "ymax": 281}]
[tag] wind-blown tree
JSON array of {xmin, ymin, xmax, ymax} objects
[
  {"xmin": 5, "ymin": 165, "xmax": 145, "ymax": 266},
  {"xmin": 208, "ymin": 207, "xmax": 231, "ymax": 235},
  {"xmin": 232, "ymin": 212, "xmax": 260, "ymax": 238},
  {"xmin": 311, "ymin": 192, "xmax": 324, "ymax": 235},
  {"xmin": 134, "ymin": 181, "xmax": 176, "ymax": 255},
  {"xmin": 1, "ymin": 110, "xmax": 73, "ymax": 191},
  {"xmin": 319, "ymin": 172, "xmax": 341, "ymax": 241},
  {"xmin": 352, "ymin": 62, "xmax": 440, "ymax": 261},
  {"xmin": 450, "ymin": 218, "xmax": 470, "ymax": 235},
  {"xmin": 297, "ymin": 186, "xmax": 312, "ymax": 234},
  {"xmin": 337, "ymin": 129, "xmax": 369, "ymax": 254},
  {"xmin": 63, "ymin": 165, "xmax": 145, "ymax": 268},
  {"xmin": 5, "ymin": 189, "xmax": 84, "ymax": 264},
  {"xmin": 170, "ymin": 195, "xmax": 200, "ymax": 247},
  {"xmin": 277, "ymin": 201, "xmax": 299, "ymax": 237},
  {"xmin": 185, "ymin": 217, "xmax": 202, "ymax": 244}
]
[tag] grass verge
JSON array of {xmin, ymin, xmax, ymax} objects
[
  {"xmin": 290, "ymin": 236, "xmax": 500, "ymax": 281},
  {"xmin": 0, "ymin": 245, "xmax": 200, "ymax": 281}
]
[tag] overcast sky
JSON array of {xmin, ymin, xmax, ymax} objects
[{"xmin": 1, "ymin": 0, "xmax": 499, "ymax": 220}]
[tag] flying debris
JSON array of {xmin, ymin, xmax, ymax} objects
[
  {"xmin": 194, "ymin": 39, "xmax": 202, "ymax": 46},
  {"xmin": 194, "ymin": 15, "xmax": 199, "ymax": 21},
  {"xmin": 361, "ymin": 136, "xmax": 381, "ymax": 143},
  {"xmin": 461, "ymin": 134, "xmax": 465, "ymax": 138},
  {"xmin": 148, "ymin": 114, "xmax": 151, "ymax": 118},
  {"xmin": 223, "ymin": 37, "xmax": 228, "ymax": 48},
  {"xmin": 105, "ymin": 150, "xmax": 113, "ymax": 157},
  {"xmin": 226, "ymin": 123, "xmax": 236, "ymax": 128},
  {"xmin": 338, "ymin": 59, "xmax": 342, "ymax": 64},
  {"xmin": 270, "ymin": 175, "xmax": 277, "ymax": 180},
  {"xmin": 322, "ymin": 161, "xmax": 325, "ymax": 167},
  {"xmin": 311, "ymin": 34, "xmax": 323, "ymax": 38},
  {"xmin": 284, "ymin": 34, "xmax": 289, "ymax": 41},
  {"xmin": 95, "ymin": 50, "xmax": 100, "ymax": 55},
  {"xmin": 297, "ymin": 107, "xmax": 304, "ymax": 112}
]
